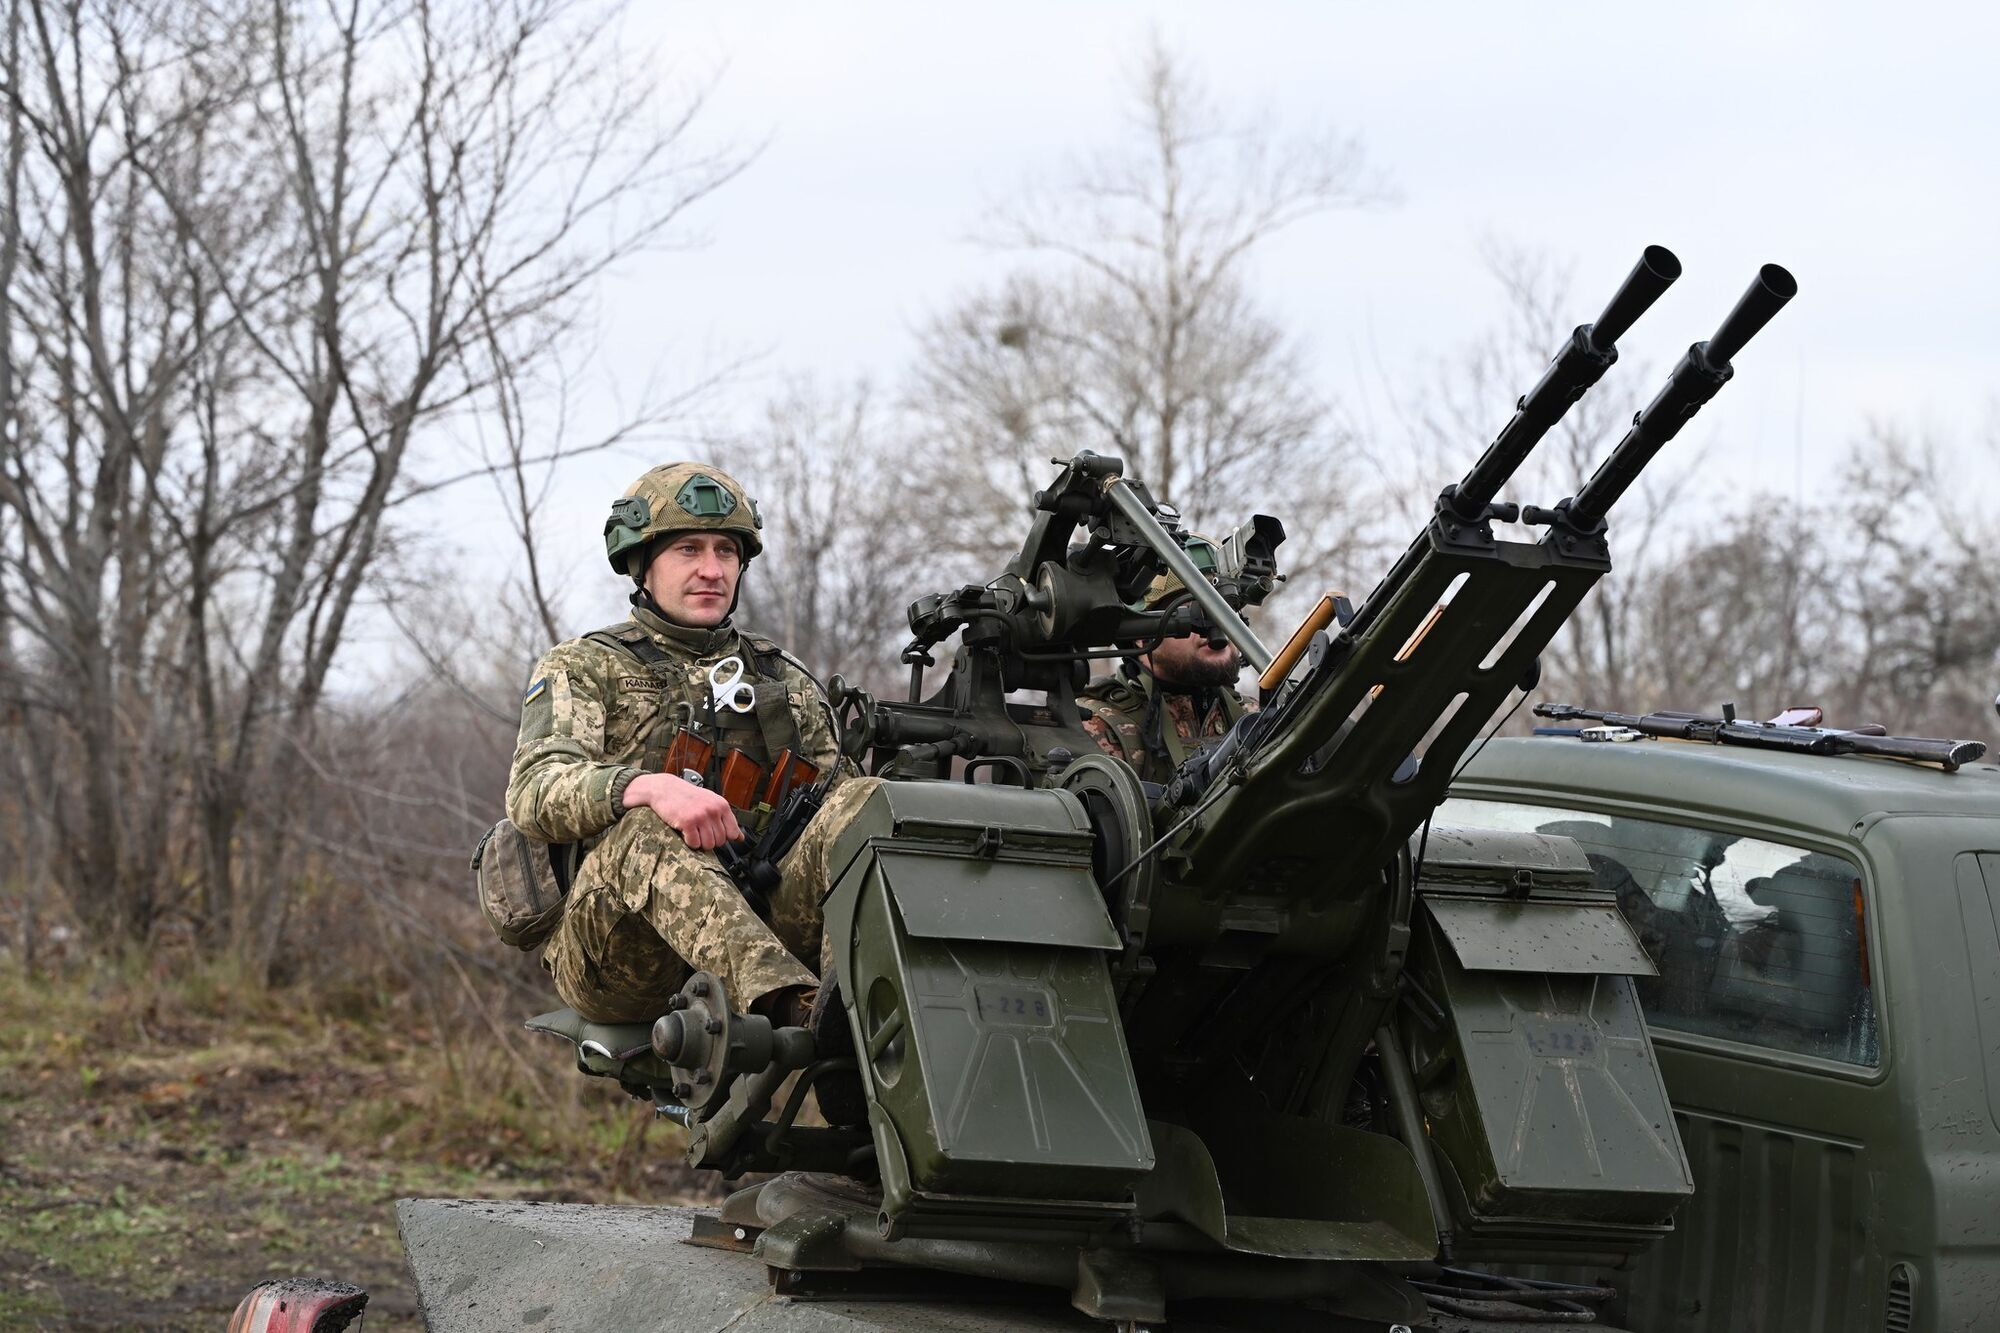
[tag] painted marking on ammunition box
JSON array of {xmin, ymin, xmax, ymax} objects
[
  {"xmin": 1522, "ymin": 1022, "xmax": 1599, "ymax": 1060},
  {"xmin": 973, "ymin": 983, "xmax": 1055, "ymax": 1027}
]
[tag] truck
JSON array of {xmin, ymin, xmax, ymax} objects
[{"xmin": 1441, "ymin": 721, "xmax": 2000, "ymax": 1333}]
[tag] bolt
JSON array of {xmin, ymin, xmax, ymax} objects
[
  {"xmin": 695, "ymin": 1070, "xmax": 712, "ymax": 1085},
  {"xmin": 672, "ymin": 1081, "xmax": 692, "ymax": 1099},
  {"xmin": 691, "ymin": 979, "xmax": 710, "ymax": 997},
  {"xmin": 705, "ymin": 1018, "xmax": 724, "ymax": 1035},
  {"xmin": 668, "ymin": 994, "xmax": 688, "ymax": 1011}
]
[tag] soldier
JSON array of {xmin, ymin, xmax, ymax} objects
[
  {"xmin": 506, "ymin": 462, "xmax": 876, "ymax": 1033},
  {"xmin": 1076, "ymin": 543, "xmax": 1251, "ymax": 785}
]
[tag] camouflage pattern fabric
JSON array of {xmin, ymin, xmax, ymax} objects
[
  {"xmin": 604, "ymin": 460, "xmax": 763, "ymax": 574},
  {"xmin": 542, "ymin": 776, "xmax": 881, "ymax": 1023},
  {"xmin": 507, "ymin": 603, "xmax": 857, "ymax": 1022},
  {"xmin": 1077, "ymin": 670, "xmax": 1243, "ymax": 786},
  {"xmin": 507, "ymin": 606, "xmax": 841, "ymax": 845}
]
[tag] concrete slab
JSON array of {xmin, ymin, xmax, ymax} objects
[
  {"xmin": 394, "ymin": 1199, "xmax": 1096, "ymax": 1333},
  {"xmin": 394, "ymin": 1198, "xmax": 1629, "ymax": 1333}
]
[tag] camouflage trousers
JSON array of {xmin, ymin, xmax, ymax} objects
[{"xmin": 542, "ymin": 777, "xmax": 882, "ymax": 1024}]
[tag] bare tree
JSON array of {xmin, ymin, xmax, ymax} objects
[
  {"xmin": 732, "ymin": 378, "xmax": 919, "ymax": 689},
  {"xmin": 906, "ymin": 38, "xmax": 1387, "ymax": 603},
  {"xmin": 0, "ymin": 0, "xmax": 745, "ymax": 959},
  {"xmin": 1549, "ymin": 427, "xmax": 1998, "ymax": 742}
]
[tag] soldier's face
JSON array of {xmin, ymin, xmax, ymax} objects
[
  {"xmin": 644, "ymin": 532, "xmax": 743, "ymax": 626},
  {"xmin": 1145, "ymin": 632, "xmax": 1242, "ymax": 690}
]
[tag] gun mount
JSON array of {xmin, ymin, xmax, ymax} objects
[{"xmin": 586, "ymin": 248, "xmax": 1796, "ymax": 1329}]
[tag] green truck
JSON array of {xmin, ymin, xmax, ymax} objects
[{"xmin": 1445, "ymin": 728, "xmax": 2000, "ymax": 1333}]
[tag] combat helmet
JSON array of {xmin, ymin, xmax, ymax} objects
[
  {"xmin": 1135, "ymin": 533, "xmax": 1223, "ymax": 609},
  {"xmin": 604, "ymin": 462, "xmax": 763, "ymax": 577}
]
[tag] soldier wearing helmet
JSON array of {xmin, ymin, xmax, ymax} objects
[
  {"xmin": 1076, "ymin": 535, "xmax": 1252, "ymax": 786},
  {"xmin": 506, "ymin": 462, "xmax": 877, "ymax": 1036}
]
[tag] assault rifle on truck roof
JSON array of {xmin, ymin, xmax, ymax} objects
[{"xmin": 1535, "ymin": 701, "xmax": 1987, "ymax": 771}]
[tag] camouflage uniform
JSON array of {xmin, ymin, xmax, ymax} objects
[
  {"xmin": 507, "ymin": 602, "xmax": 873, "ymax": 1023},
  {"xmin": 1077, "ymin": 534, "xmax": 1257, "ymax": 784},
  {"xmin": 1077, "ymin": 666, "xmax": 1245, "ymax": 786}
]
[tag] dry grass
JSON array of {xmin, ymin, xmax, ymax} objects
[{"xmin": 0, "ymin": 949, "xmax": 713, "ymax": 1330}]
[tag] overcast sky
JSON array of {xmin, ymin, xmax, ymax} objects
[{"xmin": 439, "ymin": 0, "xmax": 1999, "ymax": 630}]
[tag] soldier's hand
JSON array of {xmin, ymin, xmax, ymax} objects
[{"xmin": 625, "ymin": 772, "xmax": 743, "ymax": 850}]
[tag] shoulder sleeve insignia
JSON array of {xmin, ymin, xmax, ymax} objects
[{"xmin": 523, "ymin": 678, "xmax": 548, "ymax": 705}]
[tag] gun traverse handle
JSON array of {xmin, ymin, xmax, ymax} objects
[{"xmin": 1259, "ymin": 593, "xmax": 1341, "ymax": 695}]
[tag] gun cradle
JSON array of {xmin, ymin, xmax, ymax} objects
[
  {"xmin": 817, "ymin": 777, "xmax": 1442, "ymax": 1313},
  {"xmin": 1181, "ymin": 519, "xmax": 1608, "ymax": 908}
]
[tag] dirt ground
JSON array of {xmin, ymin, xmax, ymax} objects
[{"xmin": 0, "ymin": 964, "xmax": 712, "ymax": 1331}]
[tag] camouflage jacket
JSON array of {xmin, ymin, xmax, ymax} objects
[
  {"xmin": 506, "ymin": 605, "xmax": 845, "ymax": 846},
  {"xmin": 1076, "ymin": 667, "xmax": 1247, "ymax": 786}
]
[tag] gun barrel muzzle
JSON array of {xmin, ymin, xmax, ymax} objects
[
  {"xmin": 1703, "ymin": 264, "xmax": 1797, "ymax": 367},
  {"xmin": 1565, "ymin": 262, "xmax": 1796, "ymax": 532},
  {"xmin": 1587, "ymin": 244, "xmax": 1683, "ymax": 349},
  {"xmin": 1446, "ymin": 245, "xmax": 1680, "ymax": 522}
]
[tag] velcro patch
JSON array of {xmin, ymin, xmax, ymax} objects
[{"xmin": 523, "ymin": 678, "xmax": 548, "ymax": 705}]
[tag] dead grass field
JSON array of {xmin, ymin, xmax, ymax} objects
[{"xmin": 0, "ymin": 957, "xmax": 712, "ymax": 1330}]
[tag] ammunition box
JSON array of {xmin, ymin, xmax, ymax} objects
[
  {"xmin": 823, "ymin": 780, "xmax": 1153, "ymax": 1234},
  {"xmin": 1402, "ymin": 825, "xmax": 1693, "ymax": 1263}
]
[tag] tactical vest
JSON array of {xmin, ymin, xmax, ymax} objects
[
  {"xmin": 1078, "ymin": 667, "xmax": 1245, "ymax": 783},
  {"xmin": 582, "ymin": 620, "xmax": 803, "ymax": 784}
]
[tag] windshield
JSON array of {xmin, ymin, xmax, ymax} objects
[{"xmin": 1435, "ymin": 797, "xmax": 1879, "ymax": 1068}]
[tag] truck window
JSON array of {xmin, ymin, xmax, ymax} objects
[{"xmin": 1435, "ymin": 798, "xmax": 1879, "ymax": 1067}]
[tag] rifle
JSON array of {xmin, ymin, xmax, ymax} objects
[
  {"xmin": 1535, "ymin": 702, "xmax": 1986, "ymax": 771},
  {"xmin": 716, "ymin": 768, "xmax": 835, "ymax": 913}
]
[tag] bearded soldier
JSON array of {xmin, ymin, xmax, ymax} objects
[
  {"xmin": 1077, "ymin": 540, "xmax": 1251, "ymax": 785},
  {"xmin": 506, "ymin": 463, "xmax": 875, "ymax": 1034}
]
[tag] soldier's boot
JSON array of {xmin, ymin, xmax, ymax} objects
[
  {"xmin": 755, "ymin": 983, "xmax": 816, "ymax": 1029},
  {"xmin": 806, "ymin": 978, "xmax": 867, "ymax": 1127}
]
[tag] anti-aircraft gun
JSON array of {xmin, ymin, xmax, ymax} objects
[{"xmin": 519, "ymin": 247, "xmax": 1797, "ymax": 1330}]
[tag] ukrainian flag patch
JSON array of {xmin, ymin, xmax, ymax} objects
[{"xmin": 523, "ymin": 678, "xmax": 548, "ymax": 705}]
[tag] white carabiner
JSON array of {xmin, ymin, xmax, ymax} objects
[{"xmin": 706, "ymin": 655, "xmax": 756, "ymax": 714}]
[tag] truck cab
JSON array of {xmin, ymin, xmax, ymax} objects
[{"xmin": 1445, "ymin": 734, "xmax": 2000, "ymax": 1333}]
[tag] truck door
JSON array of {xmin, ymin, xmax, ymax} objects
[{"xmin": 1435, "ymin": 797, "xmax": 1888, "ymax": 1332}]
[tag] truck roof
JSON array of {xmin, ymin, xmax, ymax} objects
[{"xmin": 1450, "ymin": 733, "xmax": 2000, "ymax": 833}]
